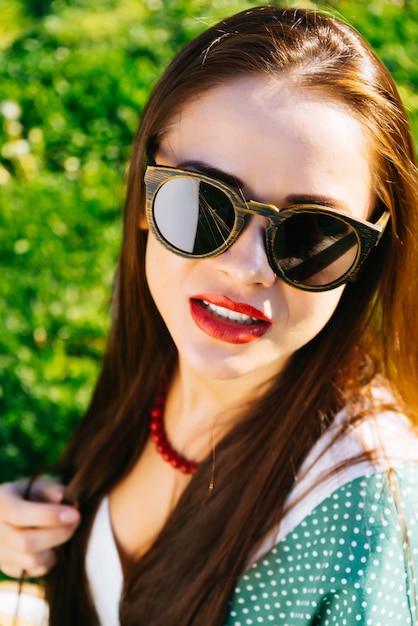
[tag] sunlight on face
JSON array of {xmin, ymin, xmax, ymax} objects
[{"xmin": 145, "ymin": 75, "xmax": 374, "ymax": 384}]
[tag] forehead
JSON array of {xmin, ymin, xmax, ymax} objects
[
  {"xmin": 164, "ymin": 75, "xmax": 368, "ymax": 149},
  {"xmin": 158, "ymin": 75, "xmax": 374, "ymax": 218}
]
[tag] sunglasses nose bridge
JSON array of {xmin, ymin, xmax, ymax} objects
[
  {"xmin": 229, "ymin": 204, "xmax": 280, "ymax": 278},
  {"xmin": 245, "ymin": 199, "xmax": 282, "ymax": 219},
  {"xmin": 238, "ymin": 201, "xmax": 285, "ymax": 276}
]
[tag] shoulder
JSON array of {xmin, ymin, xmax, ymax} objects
[
  {"xmin": 228, "ymin": 465, "xmax": 418, "ymax": 626},
  {"xmin": 251, "ymin": 379, "xmax": 418, "ymax": 556},
  {"xmin": 227, "ymin": 381, "xmax": 418, "ymax": 625},
  {"xmin": 278, "ymin": 381, "xmax": 418, "ymax": 543}
]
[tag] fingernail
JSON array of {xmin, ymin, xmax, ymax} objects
[{"xmin": 60, "ymin": 509, "xmax": 80, "ymax": 524}]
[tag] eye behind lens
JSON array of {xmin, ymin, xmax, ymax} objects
[
  {"xmin": 272, "ymin": 212, "xmax": 359, "ymax": 287},
  {"xmin": 153, "ymin": 177, "xmax": 236, "ymax": 255}
]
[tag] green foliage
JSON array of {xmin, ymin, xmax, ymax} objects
[
  {"xmin": 325, "ymin": 0, "xmax": 418, "ymax": 141},
  {"xmin": 0, "ymin": 0, "xmax": 417, "ymax": 481},
  {"xmin": 0, "ymin": 171, "xmax": 120, "ymax": 479}
]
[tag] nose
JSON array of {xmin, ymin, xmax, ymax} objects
[{"xmin": 212, "ymin": 216, "xmax": 276, "ymax": 287}]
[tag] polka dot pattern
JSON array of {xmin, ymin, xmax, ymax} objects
[{"xmin": 225, "ymin": 464, "xmax": 418, "ymax": 626}]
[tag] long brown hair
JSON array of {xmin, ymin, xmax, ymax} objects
[{"xmin": 44, "ymin": 6, "xmax": 418, "ymax": 625}]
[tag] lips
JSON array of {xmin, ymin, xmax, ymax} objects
[{"xmin": 190, "ymin": 294, "xmax": 271, "ymax": 344}]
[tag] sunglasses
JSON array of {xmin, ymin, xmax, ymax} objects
[{"xmin": 143, "ymin": 163, "xmax": 390, "ymax": 292}]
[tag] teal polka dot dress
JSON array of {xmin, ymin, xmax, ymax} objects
[{"xmin": 226, "ymin": 464, "xmax": 418, "ymax": 626}]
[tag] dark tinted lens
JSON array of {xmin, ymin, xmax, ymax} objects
[
  {"xmin": 273, "ymin": 212, "xmax": 359, "ymax": 286},
  {"xmin": 152, "ymin": 177, "xmax": 236, "ymax": 255}
]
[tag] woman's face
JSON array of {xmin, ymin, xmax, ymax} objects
[{"xmin": 145, "ymin": 75, "xmax": 375, "ymax": 382}]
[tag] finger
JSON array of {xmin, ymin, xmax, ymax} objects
[
  {"xmin": 0, "ymin": 518, "xmax": 79, "ymax": 558},
  {"xmin": 0, "ymin": 517, "xmax": 79, "ymax": 580},
  {"xmin": 0, "ymin": 546, "xmax": 58, "ymax": 579},
  {"xmin": 0, "ymin": 491, "xmax": 80, "ymax": 529},
  {"xmin": 29, "ymin": 477, "xmax": 67, "ymax": 505},
  {"xmin": 0, "ymin": 477, "xmax": 70, "ymax": 509}
]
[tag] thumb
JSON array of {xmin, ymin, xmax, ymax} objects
[{"xmin": 29, "ymin": 477, "xmax": 67, "ymax": 504}]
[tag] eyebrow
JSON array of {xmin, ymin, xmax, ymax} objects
[
  {"xmin": 176, "ymin": 160, "xmax": 245, "ymax": 190},
  {"xmin": 176, "ymin": 160, "xmax": 350, "ymax": 213},
  {"xmin": 284, "ymin": 194, "xmax": 350, "ymax": 213}
]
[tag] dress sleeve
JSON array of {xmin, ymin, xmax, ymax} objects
[
  {"xmin": 312, "ymin": 466, "xmax": 418, "ymax": 626},
  {"xmin": 226, "ymin": 465, "xmax": 418, "ymax": 626}
]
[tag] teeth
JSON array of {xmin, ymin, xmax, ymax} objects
[{"xmin": 202, "ymin": 301, "xmax": 260, "ymax": 325}]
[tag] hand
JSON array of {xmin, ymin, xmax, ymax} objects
[{"xmin": 0, "ymin": 478, "xmax": 80, "ymax": 578}]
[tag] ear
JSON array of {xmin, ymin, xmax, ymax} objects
[{"xmin": 138, "ymin": 212, "xmax": 149, "ymax": 230}]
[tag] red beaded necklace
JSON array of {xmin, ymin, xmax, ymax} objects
[{"xmin": 149, "ymin": 389, "xmax": 199, "ymax": 475}]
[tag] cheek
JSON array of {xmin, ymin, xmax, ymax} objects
[
  {"xmin": 145, "ymin": 235, "xmax": 171, "ymax": 308},
  {"xmin": 145, "ymin": 233, "xmax": 190, "ymax": 311},
  {"xmin": 284, "ymin": 284, "xmax": 345, "ymax": 337},
  {"xmin": 144, "ymin": 236, "xmax": 159, "ymax": 296}
]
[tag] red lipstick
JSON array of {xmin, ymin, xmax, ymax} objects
[{"xmin": 190, "ymin": 294, "xmax": 271, "ymax": 344}]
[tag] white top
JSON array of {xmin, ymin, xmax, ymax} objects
[
  {"xmin": 86, "ymin": 497, "xmax": 124, "ymax": 626},
  {"xmin": 85, "ymin": 386, "xmax": 418, "ymax": 625}
]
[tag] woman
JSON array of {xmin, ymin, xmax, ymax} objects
[{"xmin": 0, "ymin": 5, "xmax": 417, "ymax": 625}]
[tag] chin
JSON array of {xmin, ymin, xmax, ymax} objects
[{"xmin": 182, "ymin": 348, "xmax": 288, "ymax": 382}]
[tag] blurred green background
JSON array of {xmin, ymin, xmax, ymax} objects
[{"xmin": 0, "ymin": 0, "xmax": 417, "ymax": 482}]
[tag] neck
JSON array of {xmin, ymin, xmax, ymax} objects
[{"xmin": 162, "ymin": 361, "xmax": 273, "ymax": 462}]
